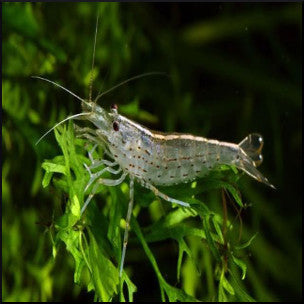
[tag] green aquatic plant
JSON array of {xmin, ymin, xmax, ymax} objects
[
  {"xmin": 3, "ymin": 2, "xmax": 301, "ymax": 302},
  {"xmin": 41, "ymin": 121, "xmax": 258, "ymax": 301}
]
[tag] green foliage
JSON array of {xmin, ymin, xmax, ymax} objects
[
  {"xmin": 2, "ymin": 2, "xmax": 301, "ymax": 302},
  {"xmin": 38, "ymin": 121, "xmax": 257, "ymax": 301}
]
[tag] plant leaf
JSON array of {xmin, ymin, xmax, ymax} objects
[
  {"xmin": 235, "ymin": 232, "xmax": 258, "ymax": 250},
  {"xmin": 232, "ymin": 255, "xmax": 247, "ymax": 280},
  {"xmin": 88, "ymin": 230, "xmax": 119, "ymax": 301}
]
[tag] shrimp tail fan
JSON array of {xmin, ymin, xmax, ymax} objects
[{"xmin": 237, "ymin": 133, "xmax": 276, "ymax": 189}]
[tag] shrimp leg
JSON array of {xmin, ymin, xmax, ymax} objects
[
  {"xmin": 74, "ymin": 126, "xmax": 109, "ymax": 154},
  {"xmin": 74, "ymin": 125, "xmax": 97, "ymax": 136},
  {"xmin": 119, "ymin": 176, "xmax": 134, "ymax": 277},
  {"xmin": 76, "ymin": 132, "xmax": 101, "ymax": 146},
  {"xmin": 81, "ymin": 172, "xmax": 128, "ymax": 215},
  {"xmin": 141, "ymin": 181, "xmax": 190, "ymax": 207},
  {"xmin": 87, "ymin": 144, "xmax": 118, "ymax": 169},
  {"xmin": 84, "ymin": 163, "xmax": 122, "ymax": 192},
  {"xmin": 89, "ymin": 159, "xmax": 118, "ymax": 170}
]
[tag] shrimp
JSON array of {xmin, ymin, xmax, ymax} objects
[
  {"xmin": 79, "ymin": 101, "xmax": 275, "ymax": 193},
  {"xmin": 34, "ymin": 16, "xmax": 275, "ymax": 278},
  {"xmin": 35, "ymin": 84, "xmax": 275, "ymax": 276}
]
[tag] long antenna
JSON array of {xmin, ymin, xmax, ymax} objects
[
  {"xmin": 31, "ymin": 76, "xmax": 85, "ymax": 103},
  {"xmin": 94, "ymin": 71, "xmax": 168, "ymax": 103},
  {"xmin": 35, "ymin": 112, "xmax": 90, "ymax": 145},
  {"xmin": 89, "ymin": 13, "xmax": 99, "ymax": 102}
]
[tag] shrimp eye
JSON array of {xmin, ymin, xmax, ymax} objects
[{"xmin": 113, "ymin": 121, "xmax": 119, "ymax": 131}]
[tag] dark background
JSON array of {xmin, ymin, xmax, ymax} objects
[{"xmin": 2, "ymin": 2, "xmax": 302, "ymax": 301}]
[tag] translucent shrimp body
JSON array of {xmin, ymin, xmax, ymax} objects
[
  {"xmin": 73, "ymin": 99, "xmax": 275, "ymax": 277},
  {"xmin": 84, "ymin": 102, "xmax": 275, "ymax": 189}
]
